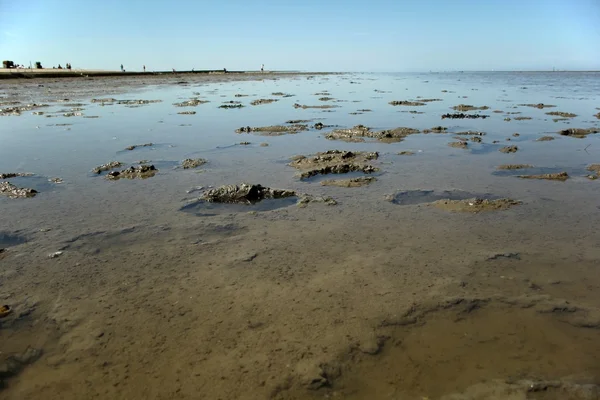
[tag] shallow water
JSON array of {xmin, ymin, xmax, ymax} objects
[{"xmin": 1, "ymin": 72, "xmax": 600, "ymax": 399}]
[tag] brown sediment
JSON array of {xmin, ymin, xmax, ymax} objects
[
  {"xmin": 125, "ymin": 143, "xmax": 153, "ymax": 151},
  {"xmin": 181, "ymin": 158, "xmax": 207, "ymax": 169},
  {"xmin": 512, "ymin": 133, "xmax": 520, "ymax": 137},
  {"xmin": 92, "ymin": 161, "xmax": 123, "ymax": 174},
  {"xmin": 513, "ymin": 116, "xmax": 532, "ymax": 120},
  {"xmin": 250, "ymin": 99, "xmax": 278, "ymax": 106},
  {"xmin": 325, "ymin": 125, "xmax": 420, "ymax": 143},
  {"xmin": 546, "ymin": 111, "xmax": 577, "ymax": 118},
  {"xmin": 448, "ymin": 141, "xmax": 468, "ymax": 149},
  {"xmin": 499, "ymin": 145, "xmax": 518, "ymax": 153},
  {"xmin": 320, "ymin": 177, "xmax": 377, "ymax": 187},
  {"xmin": 202, "ymin": 183, "xmax": 296, "ymax": 204},
  {"xmin": 272, "ymin": 92, "xmax": 294, "ymax": 97},
  {"xmin": 293, "ymin": 103, "xmax": 338, "ymax": 109},
  {"xmin": 219, "ymin": 103, "xmax": 244, "ymax": 109},
  {"xmin": 520, "ymin": 103, "xmax": 556, "ymax": 109},
  {"xmin": 518, "ymin": 172, "xmax": 569, "ymax": 181},
  {"xmin": 497, "ymin": 164, "xmax": 533, "ymax": 170},
  {"xmin": 0, "ymin": 172, "xmax": 34, "ymax": 179},
  {"xmin": 432, "ymin": 198, "xmax": 521, "ymax": 212},
  {"xmin": 297, "ymin": 195, "xmax": 337, "ymax": 207},
  {"xmin": 536, "ymin": 136, "xmax": 555, "ymax": 141},
  {"xmin": 177, "ymin": 111, "xmax": 196, "ymax": 115},
  {"xmin": 318, "ymin": 97, "xmax": 335, "ymax": 101},
  {"xmin": 235, "ymin": 124, "xmax": 308, "ymax": 136},
  {"xmin": 173, "ymin": 99, "xmax": 208, "ymax": 107},
  {"xmin": 423, "ymin": 126, "xmax": 447, "ymax": 133},
  {"xmin": 289, "ymin": 150, "xmax": 379, "ymax": 179},
  {"xmin": 106, "ymin": 165, "xmax": 157, "ymax": 180},
  {"xmin": 285, "ymin": 119, "xmax": 313, "ymax": 124},
  {"xmin": 493, "ymin": 110, "xmax": 504, "ymax": 113},
  {"xmin": 442, "ymin": 113, "xmax": 489, "ymax": 119},
  {"xmin": 451, "ymin": 104, "xmax": 489, "ymax": 111},
  {"xmin": 559, "ymin": 128, "xmax": 600, "ymax": 138},
  {"xmin": 470, "ymin": 136, "xmax": 482, "ymax": 143},
  {"xmin": 389, "ymin": 100, "xmax": 426, "ymax": 106},
  {"xmin": 0, "ymin": 103, "xmax": 49, "ymax": 116},
  {"xmin": 398, "ymin": 151, "xmax": 414, "ymax": 155},
  {"xmin": 418, "ymin": 98, "xmax": 443, "ymax": 102},
  {"xmin": 0, "ymin": 181, "xmax": 37, "ymax": 198}
]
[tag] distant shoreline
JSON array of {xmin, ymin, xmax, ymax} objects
[{"xmin": 0, "ymin": 69, "xmax": 320, "ymax": 80}]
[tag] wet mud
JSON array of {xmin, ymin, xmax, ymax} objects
[
  {"xmin": 499, "ymin": 145, "xmax": 518, "ymax": 153},
  {"xmin": 325, "ymin": 125, "xmax": 420, "ymax": 143},
  {"xmin": 442, "ymin": 113, "xmax": 489, "ymax": 119},
  {"xmin": 293, "ymin": 103, "xmax": 339, "ymax": 109},
  {"xmin": 106, "ymin": 165, "xmax": 157, "ymax": 180},
  {"xmin": 559, "ymin": 128, "xmax": 600, "ymax": 138},
  {"xmin": 451, "ymin": 104, "xmax": 489, "ymax": 111},
  {"xmin": 320, "ymin": 177, "xmax": 377, "ymax": 187},
  {"xmin": 0, "ymin": 181, "xmax": 37, "ymax": 198},
  {"xmin": 432, "ymin": 197, "xmax": 521, "ymax": 212},
  {"xmin": 250, "ymin": 99, "xmax": 278, "ymax": 106},
  {"xmin": 236, "ymin": 124, "xmax": 308, "ymax": 136},
  {"xmin": 389, "ymin": 100, "xmax": 426, "ymax": 106},
  {"xmin": 289, "ymin": 150, "xmax": 379, "ymax": 179},
  {"xmin": 520, "ymin": 103, "xmax": 556, "ymax": 109},
  {"xmin": 497, "ymin": 164, "xmax": 533, "ymax": 170},
  {"xmin": 536, "ymin": 136, "xmax": 555, "ymax": 141},
  {"xmin": 518, "ymin": 172, "xmax": 569, "ymax": 181},
  {"xmin": 546, "ymin": 111, "xmax": 577, "ymax": 118},
  {"xmin": 201, "ymin": 183, "xmax": 296, "ymax": 204},
  {"xmin": 448, "ymin": 141, "xmax": 468, "ymax": 149},
  {"xmin": 125, "ymin": 143, "xmax": 153, "ymax": 151},
  {"xmin": 181, "ymin": 158, "xmax": 207, "ymax": 169}
]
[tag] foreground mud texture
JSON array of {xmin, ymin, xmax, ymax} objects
[
  {"xmin": 432, "ymin": 198, "xmax": 521, "ymax": 212},
  {"xmin": 289, "ymin": 150, "xmax": 379, "ymax": 179},
  {"xmin": 201, "ymin": 183, "xmax": 296, "ymax": 204},
  {"xmin": 325, "ymin": 125, "xmax": 420, "ymax": 143}
]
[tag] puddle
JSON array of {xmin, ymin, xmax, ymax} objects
[
  {"xmin": 179, "ymin": 197, "xmax": 298, "ymax": 216},
  {"xmin": 390, "ymin": 189, "xmax": 495, "ymax": 205},
  {"xmin": 0, "ymin": 231, "xmax": 27, "ymax": 247}
]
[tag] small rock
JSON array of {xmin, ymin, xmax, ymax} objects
[{"xmin": 49, "ymin": 251, "xmax": 63, "ymax": 259}]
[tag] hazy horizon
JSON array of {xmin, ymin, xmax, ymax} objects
[{"xmin": 1, "ymin": 0, "xmax": 599, "ymax": 72}]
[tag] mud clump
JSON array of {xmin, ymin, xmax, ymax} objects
[
  {"xmin": 117, "ymin": 100, "xmax": 162, "ymax": 105},
  {"xmin": 513, "ymin": 116, "xmax": 532, "ymax": 121},
  {"xmin": 520, "ymin": 103, "xmax": 556, "ymax": 109},
  {"xmin": 536, "ymin": 136, "xmax": 555, "ymax": 141},
  {"xmin": 546, "ymin": 111, "xmax": 577, "ymax": 118},
  {"xmin": 293, "ymin": 103, "xmax": 339, "ymax": 109},
  {"xmin": 423, "ymin": 126, "xmax": 447, "ymax": 133},
  {"xmin": 433, "ymin": 198, "xmax": 521, "ymax": 213},
  {"xmin": 325, "ymin": 125, "xmax": 420, "ymax": 143},
  {"xmin": 318, "ymin": 97, "xmax": 335, "ymax": 101},
  {"xmin": 0, "ymin": 181, "xmax": 38, "ymax": 198},
  {"xmin": 418, "ymin": 98, "xmax": 443, "ymax": 102},
  {"xmin": 0, "ymin": 104, "xmax": 49, "ymax": 116},
  {"xmin": 202, "ymin": 183, "xmax": 296, "ymax": 204},
  {"xmin": 499, "ymin": 145, "xmax": 518, "ymax": 153},
  {"xmin": 389, "ymin": 100, "xmax": 426, "ymax": 106},
  {"xmin": 219, "ymin": 103, "xmax": 244, "ymax": 109},
  {"xmin": 455, "ymin": 131, "xmax": 485, "ymax": 136},
  {"xmin": 290, "ymin": 150, "xmax": 379, "ymax": 179},
  {"xmin": 595, "ymin": 112, "xmax": 600, "ymax": 119},
  {"xmin": 107, "ymin": 165, "xmax": 157, "ymax": 180},
  {"xmin": 320, "ymin": 177, "xmax": 377, "ymax": 187},
  {"xmin": 91, "ymin": 98, "xmax": 117, "ymax": 104},
  {"xmin": 297, "ymin": 195, "xmax": 337, "ymax": 207},
  {"xmin": 272, "ymin": 92, "xmax": 294, "ymax": 97},
  {"xmin": 236, "ymin": 124, "xmax": 308, "ymax": 136},
  {"xmin": 173, "ymin": 99, "xmax": 208, "ymax": 107},
  {"xmin": 559, "ymin": 128, "xmax": 600, "ymax": 138},
  {"xmin": 452, "ymin": 104, "xmax": 489, "ymax": 111},
  {"xmin": 518, "ymin": 172, "xmax": 569, "ymax": 181},
  {"xmin": 497, "ymin": 164, "xmax": 533, "ymax": 170},
  {"xmin": 250, "ymin": 99, "xmax": 278, "ymax": 106},
  {"xmin": 442, "ymin": 113, "xmax": 489, "ymax": 119},
  {"xmin": 92, "ymin": 161, "xmax": 123, "ymax": 174},
  {"xmin": 125, "ymin": 143, "xmax": 153, "ymax": 151},
  {"xmin": 181, "ymin": 158, "xmax": 207, "ymax": 169},
  {"xmin": 448, "ymin": 141, "xmax": 468, "ymax": 149},
  {"xmin": 0, "ymin": 172, "xmax": 33, "ymax": 179},
  {"xmin": 177, "ymin": 111, "xmax": 196, "ymax": 115},
  {"xmin": 398, "ymin": 151, "xmax": 414, "ymax": 155}
]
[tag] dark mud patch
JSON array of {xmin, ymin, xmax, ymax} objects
[
  {"xmin": 559, "ymin": 128, "xmax": 600, "ymax": 138},
  {"xmin": 272, "ymin": 92, "xmax": 294, "ymax": 97},
  {"xmin": 285, "ymin": 119, "xmax": 313, "ymax": 124},
  {"xmin": 398, "ymin": 151, "xmax": 414, "ymax": 156},
  {"xmin": 389, "ymin": 100, "xmax": 426, "ymax": 106},
  {"xmin": 442, "ymin": 113, "xmax": 489, "ymax": 119},
  {"xmin": 513, "ymin": 116, "xmax": 532, "ymax": 121},
  {"xmin": 173, "ymin": 99, "xmax": 208, "ymax": 107},
  {"xmin": 106, "ymin": 165, "xmax": 157, "ymax": 180},
  {"xmin": 293, "ymin": 103, "xmax": 339, "ymax": 109},
  {"xmin": 520, "ymin": 103, "xmax": 556, "ymax": 109},
  {"xmin": 181, "ymin": 158, "xmax": 207, "ymax": 169},
  {"xmin": 117, "ymin": 99, "xmax": 162, "ymax": 106},
  {"xmin": 290, "ymin": 150, "xmax": 379, "ymax": 180},
  {"xmin": 448, "ymin": 141, "xmax": 468, "ymax": 149},
  {"xmin": 236, "ymin": 124, "xmax": 308, "ymax": 136},
  {"xmin": 497, "ymin": 164, "xmax": 533, "ymax": 170},
  {"xmin": 536, "ymin": 136, "xmax": 555, "ymax": 141},
  {"xmin": 219, "ymin": 102, "xmax": 244, "ymax": 109},
  {"xmin": 499, "ymin": 145, "xmax": 518, "ymax": 153},
  {"xmin": 587, "ymin": 164, "xmax": 600, "ymax": 179},
  {"xmin": 125, "ymin": 143, "xmax": 153, "ymax": 151},
  {"xmin": 389, "ymin": 189, "xmax": 495, "ymax": 205},
  {"xmin": 318, "ymin": 97, "xmax": 335, "ymax": 102},
  {"xmin": 250, "ymin": 99, "xmax": 278, "ymax": 106},
  {"xmin": 0, "ymin": 231, "xmax": 27, "ymax": 247},
  {"xmin": 433, "ymin": 198, "xmax": 521, "ymax": 212},
  {"xmin": 418, "ymin": 98, "xmax": 443, "ymax": 102},
  {"xmin": 177, "ymin": 111, "xmax": 196, "ymax": 115},
  {"xmin": 595, "ymin": 112, "xmax": 600, "ymax": 119},
  {"xmin": 0, "ymin": 181, "xmax": 37, "ymax": 198},
  {"xmin": 92, "ymin": 161, "xmax": 123, "ymax": 174},
  {"xmin": 546, "ymin": 111, "xmax": 577, "ymax": 118},
  {"xmin": 199, "ymin": 183, "xmax": 296, "ymax": 205},
  {"xmin": 0, "ymin": 172, "xmax": 33, "ymax": 179},
  {"xmin": 517, "ymin": 172, "xmax": 569, "ymax": 181},
  {"xmin": 0, "ymin": 103, "xmax": 49, "ymax": 116},
  {"xmin": 399, "ymin": 110, "xmax": 424, "ymax": 114},
  {"xmin": 423, "ymin": 126, "xmax": 447, "ymax": 133},
  {"xmin": 454, "ymin": 131, "xmax": 485, "ymax": 136},
  {"xmin": 325, "ymin": 125, "xmax": 420, "ymax": 143},
  {"xmin": 320, "ymin": 177, "xmax": 376, "ymax": 187},
  {"xmin": 452, "ymin": 104, "xmax": 489, "ymax": 111}
]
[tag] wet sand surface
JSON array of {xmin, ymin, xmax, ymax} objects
[{"xmin": 1, "ymin": 72, "xmax": 600, "ymax": 399}]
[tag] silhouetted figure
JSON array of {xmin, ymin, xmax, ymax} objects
[
  {"xmin": 223, "ymin": 68, "xmax": 227, "ymax": 73},
  {"xmin": 143, "ymin": 65, "xmax": 146, "ymax": 72},
  {"xmin": 58, "ymin": 64, "xmax": 62, "ymax": 69},
  {"xmin": 261, "ymin": 64, "xmax": 264, "ymax": 72},
  {"xmin": 120, "ymin": 64, "xmax": 124, "ymax": 72}
]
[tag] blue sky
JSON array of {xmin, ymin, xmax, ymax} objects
[{"xmin": 1, "ymin": 0, "xmax": 599, "ymax": 72}]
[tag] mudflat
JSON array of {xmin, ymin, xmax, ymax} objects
[{"xmin": 1, "ymin": 71, "xmax": 600, "ymax": 399}]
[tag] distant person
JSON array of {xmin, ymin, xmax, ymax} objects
[
  {"xmin": 58, "ymin": 64, "xmax": 62, "ymax": 69},
  {"xmin": 223, "ymin": 68, "xmax": 227, "ymax": 73},
  {"xmin": 261, "ymin": 64, "xmax": 264, "ymax": 72},
  {"xmin": 143, "ymin": 65, "xmax": 146, "ymax": 72},
  {"xmin": 172, "ymin": 68, "xmax": 176, "ymax": 73},
  {"xmin": 120, "ymin": 64, "xmax": 124, "ymax": 72}
]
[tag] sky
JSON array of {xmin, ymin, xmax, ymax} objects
[{"xmin": 1, "ymin": 0, "xmax": 599, "ymax": 72}]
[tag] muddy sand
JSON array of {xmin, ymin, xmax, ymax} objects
[{"xmin": 2, "ymin": 71, "xmax": 600, "ymax": 400}]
